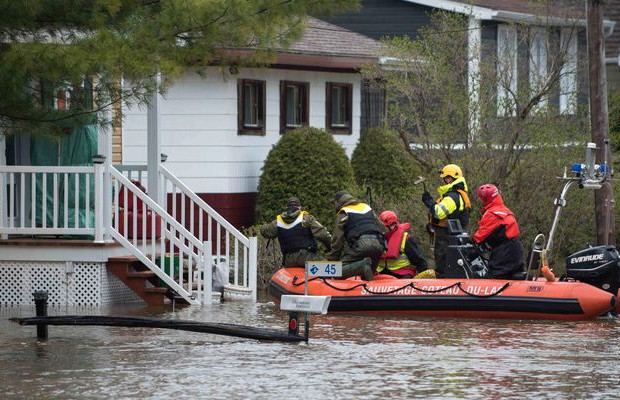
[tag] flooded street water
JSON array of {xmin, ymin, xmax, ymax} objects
[{"xmin": 2, "ymin": 293, "xmax": 620, "ymax": 399}]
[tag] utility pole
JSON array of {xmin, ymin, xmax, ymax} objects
[{"xmin": 587, "ymin": 0, "xmax": 615, "ymax": 246}]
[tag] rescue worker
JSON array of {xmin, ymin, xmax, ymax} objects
[
  {"xmin": 260, "ymin": 196, "xmax": 332, "ymax": 268},
  {"xmin": 473, "ymin": 184, "xmax": 525, "ymax": 278},
  {"xmin": 421, "ymin": 164, "xmax": 471, "ymax": 277},
  {"xmin": 326, "ymin": 190, "xmax": 386, "ymax": 281},
  {"xmin": 377, "ymin": 210, "xmax": 430, "ymax": 279}
]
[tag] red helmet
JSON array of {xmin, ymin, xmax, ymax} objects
[
  {"xmin": 379, "ymin": 210, "xmax": 399, "ymax": 227},
  {"xmin": 477, "ymin": 184, "xmax": 499, "ymax": 206}
]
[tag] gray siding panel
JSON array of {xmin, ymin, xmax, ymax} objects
[{"xmin": 327, "ymin": 0, "xmax": 435, "ymax": 40}]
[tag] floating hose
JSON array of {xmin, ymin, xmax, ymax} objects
[{"xmin": 10, "ymin": 316, "xmax": 306, "ymax": 343}]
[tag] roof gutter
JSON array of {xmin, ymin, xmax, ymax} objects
[
  {"xmin": 404, "ymin": 0, "xmax": 615, "ymax": 34},
  {"xmin": 401, "ymin": 0, "xmax": 496, "ymax": 20},
  {"xmin": 495, "ymin": 11, "xmax": 615, "ymax": 35}
]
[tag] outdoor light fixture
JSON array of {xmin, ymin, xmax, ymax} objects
[
  {"xmin": 161, "ymin": 153, "xmax": 168, "ymax": 162},
  {"xmin": 92, "ymin": 154, "xmax": 106, "ymax": 164}
]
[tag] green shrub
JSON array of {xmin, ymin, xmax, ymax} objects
[
  {"xmin": 351, "ymin": 127, "xmax": 422, "ymax": 202},
  {"xmin": 255, "ymin": 126, "xmax": 357, "ymax": 228}
]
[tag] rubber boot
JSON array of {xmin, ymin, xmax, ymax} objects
[{"xmin": 342, "ymin": 258, "xmax": 374, "ymax": 281}]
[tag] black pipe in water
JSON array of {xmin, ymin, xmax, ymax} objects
[{"xmin": 33, "ymin": 291, "xmax": 49, "ymax": 341}]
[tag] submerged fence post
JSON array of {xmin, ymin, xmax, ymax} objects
[{"xmin": 33, "ymin": 291, "xmax": 49, "ymax": 340}]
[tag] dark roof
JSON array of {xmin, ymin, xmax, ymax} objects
[
  {"xmin": 268, "ymin": 16, "xmax": 381, "ymax": 71},
  {"xmin": 224, "ymin": 17, "xmax": 381, "ymax": 72},
  {"xmin": 284, "ymin": 17, "xmax": 381, "ymax": 59}
]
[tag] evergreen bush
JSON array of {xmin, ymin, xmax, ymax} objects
[
  {"xmin": 255, "ymin": 126, "xmax": 357, "ymax": 228},
  {"xmin": 351, "ymin": 127, "xmax": 422, "ymax": 202}
]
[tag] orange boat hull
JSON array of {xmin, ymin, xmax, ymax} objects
[{"xmin": 269, "ymin": 268, "xmax": 616, "ymax": 321}]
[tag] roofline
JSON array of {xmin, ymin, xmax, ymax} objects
[
  {"xmin": 274, "ymin": 52, "xmax": 378, "ymax": 71},
  {"xmin": 401, "ymin": 0, "xmax": 497, "ymax": 19},
  {"xmin": 402, "ymin": 0, "xmax": 615, "ymax": 35},
  {"xmin": 221, "ymin": 48, "xmax": 378, "ymax": 72}
]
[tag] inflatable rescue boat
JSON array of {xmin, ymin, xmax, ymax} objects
[
  {"xmin": 270, "ymin": 146, "xmax": 620, "ymax": 321},
  {"xmin": 269, "ymin": 229, "xmax": 620, "ymax": 321},
  {"xmin": 268, "ymin": 267, "xmax": 616, "ymax": 320}
]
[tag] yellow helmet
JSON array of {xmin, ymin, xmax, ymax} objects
[{"xmin": 439, "ymin": 164, "xmax": 463, "ymax": 179}]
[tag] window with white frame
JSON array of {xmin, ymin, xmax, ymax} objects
[
  {"xmin": 497, "ymin": 25, "xmax": 518, "ymax": 116},
  {"xmin": 529, "ymin": 27, "xmax": 548, "ymax": 111},
  {"xmin": 560, "ymin": 28, "xmax": 578, "ymax": 115}
]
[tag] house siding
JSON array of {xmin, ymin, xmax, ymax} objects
[
  {"xmin": 122, "ymin": 66, "xmax": 362, "ymax": 227},
  {"xmin": 479, "ymin": 21, "xmax": 589, "ymax": 115},
  {"xmin": 605, "ymin": 0, "xmax": 620, "ymax": 91},
  {"xmin": 609, "ymin": 67, "xmax": 620, "ymax": 92},
  {"xmin": 327, "ymin": 0, "xmax": 435, "ymax": 40}
]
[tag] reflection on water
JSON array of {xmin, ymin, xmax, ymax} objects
[{"xmin": 1, "ymin": 295, "xmax": 620, "ymax": 399}]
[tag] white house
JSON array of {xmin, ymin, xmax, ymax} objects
[
  {"xmin": 120, "ymin": 17, "xmax": 381, "ymax": 228},
  {"xmin": 0, "ymin": 17, "xmax": 380, "ymax": 307}
]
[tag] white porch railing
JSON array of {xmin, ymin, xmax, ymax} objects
[
  {"xmin": 115, "ymin": 164, "xmax": 257, "ymax": 302},
  {"xmin": 0, "ymin": 165, "xmax": 97, "ymax": 237},
  {"xmin": 1, "ymin": 163, "xmax": 258, "ymax": 304},
  {"xmin": 110, "ymin": 167, "xmax": 211, "ymax": 305}
]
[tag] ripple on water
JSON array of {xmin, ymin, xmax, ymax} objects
[{"xmin": 1, "ymin": 304, "xmax": 620, "ymax": 399}]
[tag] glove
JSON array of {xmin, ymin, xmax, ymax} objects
[{"xmin": 422, "ymin": 191, "xmax": 435, "ymax": 209}]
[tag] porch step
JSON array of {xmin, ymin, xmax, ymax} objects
[
  {"xmin": 144, "ymin": 287, "xmax": 169, "ymax": 294},
  {"xmin": 107, "ymin": 256, "xmax": 189, "ymax": 306},
  {"xmin": 126, "ymin": 271, "xmax": 157, "ymax": 279}
]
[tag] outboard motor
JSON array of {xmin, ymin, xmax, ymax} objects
[
  {"xmin": 565, "ymin": 246, "xmax": 620, "ymax": 297},
  {"xmin": 444, "ymin": 220, "xmax": 489, "ymax": 279}
]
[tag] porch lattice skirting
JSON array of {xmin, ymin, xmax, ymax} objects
[{"xmin": 0, "ymin": 262, "xmax": 142, "ymax": 306}]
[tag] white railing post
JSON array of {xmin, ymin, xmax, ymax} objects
[
  {"xmin": 0, "ymin": 134, "xmax": 5, "ymax": 239},
  {"xmin": 249, "ymin": 236, "xmax": 258, "ymax": 302},
  {"xmin": 103, "ymin": 161, "xmax": 113, "ymax": 242},
  {"xmin": 93, "ymin": 155, "xmax": 105, "ymax": 243},
  {"xmin": 203, "ymin": 241, "xmax": 213, "ymax": 305},
  {"xmin": 160, "ymin": 153, "xmax": 168, "ymax": 207},
  {"xmin": 0, "ymin": 168, "xmax": 6, "ymax": 239}
]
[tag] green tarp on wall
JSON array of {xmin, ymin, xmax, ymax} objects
[{"xmin": 30, "ymin": 125, "xmax": 98, "ymax": 229}]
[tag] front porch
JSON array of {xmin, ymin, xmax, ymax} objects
[{"xmin": 0, "ymin": 163, "xmax": 258, "ymax": 307}]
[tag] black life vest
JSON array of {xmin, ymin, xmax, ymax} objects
[
  {"xmin": 276, "ymin": 212, "xmax": 317, "ymax": 255},
  {"xmin": 339, "ymin": 203, "xmax": 382, "ymax": 244}
]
